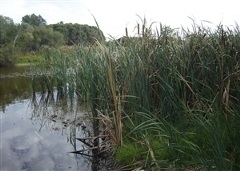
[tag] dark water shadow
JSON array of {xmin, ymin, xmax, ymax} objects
[{"xmin": 0, "ymin": 65, "xmax": 32, "ymax": 112}]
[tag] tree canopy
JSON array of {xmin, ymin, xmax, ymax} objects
[
  {"xmin": 0, "ymin": 14, "xmax": 106, "ymax": 66},
  {"xmin": 0, "ymin": 15, "xmax": 19, "ymax": 66},
  {"xmin": 22, "ymin": 14, "xmax": 47, "ymax": 26},
  {"xmin": 51, "ymin": 23, "xmax": 105, "ymax": 45}
]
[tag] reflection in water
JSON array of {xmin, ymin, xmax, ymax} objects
[
  {"xmin": 31, "ymin": 92, "xmax": 110, "ymax": 171},
  {"xmin": 0, "ymin": 65, "xmax": 32, "ymax": 112},
  {"xmin": 1, "ymin": 99, "xmax": 90, "ymax": 170},
  {"xmin": 0, "ymin": 66, "xmax": 108, "ymax": 171},
  {"xmin": 31, "ymin": 92, "xmax": 90, "ymax": 150}
]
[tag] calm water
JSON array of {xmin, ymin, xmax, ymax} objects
[{"xmin": 0, "ymin": 65, "xmax": 93, "ymax": 171}]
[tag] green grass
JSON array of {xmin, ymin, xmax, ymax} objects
[
  {"xmin": 116, "ymin": 143, "xmax": 143, "ymax": 165},
  {"xmin": 17, "ymin": 54, "xmax": 42, "ymax": 64},
  {"xmin": 30, "ymin": 20, "xmax": 240, "ymax": 170}
]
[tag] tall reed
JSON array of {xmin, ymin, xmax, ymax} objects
[{"xmin": 31, "ymin": 20, "xmax": 240, "ymax": 170}]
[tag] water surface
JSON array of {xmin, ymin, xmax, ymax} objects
[{"xmin": 0, "ymin": 66, "xmax": 92, "ymax": 171}]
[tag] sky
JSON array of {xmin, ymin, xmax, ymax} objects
[{"xmin": 1, "ymin": 0, "xmax": 240, "ymax": 38}]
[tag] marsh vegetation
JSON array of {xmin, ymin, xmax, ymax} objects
[{"xmin": 29, "ymin": 19, "xmax": 240, "ymax": 170}]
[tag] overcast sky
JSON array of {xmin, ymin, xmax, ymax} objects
[{"xmin": 1, "ymin": 0, "xmax": 240, "ymax": 38}]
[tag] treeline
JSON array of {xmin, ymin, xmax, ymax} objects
[{"xmin": 0, "ymin": 14, "xmax": 105, "ymax": 66}]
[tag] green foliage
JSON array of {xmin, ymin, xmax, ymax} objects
[
  {"xmin": 0, "ymin": 15, "xmax": 18, "ymax": 45},
  {"xmin": 0, "ymin": 44, "xmax": 17, "ymax": 66},
  {"xmin": 0, "ymin": 15, "xmax": 19, "ymax": 66},
  {"xmin": 30, "ymin": 19, "xmax": 240, "ymax": 170},
  {"xmin": 31, "ymin": 26, "xmax": 65, "ymax": 50},
  {"xmin": 51, "ymin": 23, "xmax": 105, "ymax": 45},
  {"xmin": 150, "ymin": 138, "xmax": 173, "ymax": 161},
  {"xmin": 116, "ymin": 143, "xmax": 143, "ymax": 165},
  {"xmin": 22, "ymin": 14, "xmax": 47, "ymax": 26},
  {"xmin": 16, "ymin": 23, "xmax": 34, "ymax": 52},
  {"xmin": 0, "ymin": 14, "xmax": 106, "ymax": 66},
  {"xmin": 17, "ymin": 54, "xmax": 42, "ymax": 64}
]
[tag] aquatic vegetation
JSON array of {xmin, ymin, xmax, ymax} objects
[{"xmin": 31, "ymin": 20, "xmax": 240, "ymax": 170}]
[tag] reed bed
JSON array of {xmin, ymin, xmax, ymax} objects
[{"xmin": 31, "ymin": 21, "xmax": 240, "ymax": 170}]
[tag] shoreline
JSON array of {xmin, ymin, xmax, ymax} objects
[{"xmin": 15, "ymin": 63, "xmax": 32, "ymax": 66}]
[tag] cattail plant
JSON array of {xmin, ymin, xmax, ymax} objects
[{"xmin": 31, "ymin": 19, "xmax": 240, "ymax": 170}]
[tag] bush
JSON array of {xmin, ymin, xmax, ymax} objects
[{"xmin": 0, "ymin": 44, "xmax": 17, "ymax": 66}]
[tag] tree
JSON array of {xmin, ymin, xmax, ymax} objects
[
  {"xmin": 22, "ymin": 14, "xmax": 47, "ymax": 26},
  {"xmin": 16, "ymin": 23, "xmax": 34, "ymax": 52},
  {"xmin": 16, "ymin": 22, "xmax": 64, "ymax": 53},
  {"xmin": 31, "ymin": 26, "xmax": 64, "ymax": 51},
  {"xmin": 0, "ymin": 15, "xmax": 18, "ymax": 66},
  {"xmin": 0, "ymin": 15, "xmax": 18, "ymax": 44},
  {"xmin": 51, "ymin": 23, "xmax": 105, "ymax": 45}
]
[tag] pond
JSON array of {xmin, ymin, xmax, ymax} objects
[{"xmin": 0, "ymin": 65, "xmax": 106, "ymax": 171}]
